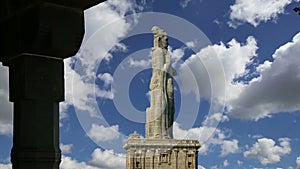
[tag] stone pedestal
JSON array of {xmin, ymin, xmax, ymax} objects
[{"xmin": 124, "ymin": 134, "xmax": 200, "ymax": 169}]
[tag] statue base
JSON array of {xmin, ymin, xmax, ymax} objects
[{"xmin": 123, "ymin": 134, "xmax": 201, "ymax": 169}]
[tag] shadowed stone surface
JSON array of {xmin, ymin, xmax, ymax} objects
[{"xmin": 0, "ymin": 1, "xmax": 106, "ymax": 168}]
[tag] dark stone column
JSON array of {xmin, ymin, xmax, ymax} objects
[
  {"xmin": 0, "ymin": 1, "xmax": 108, "ymax": 168},
  {"xmin": 8, "ymin": 55, "xmax": 63, "ymax": 169}
]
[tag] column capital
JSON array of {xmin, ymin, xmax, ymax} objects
[
  {"xmin": 0, "ymin": 2, "xmax": 84, "ymax": 64},
  {"xmin": 8, "ymin": 54, "xmax": 64, "ymax": 102}
]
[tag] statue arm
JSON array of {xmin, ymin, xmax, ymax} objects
[
  {"xmin": 164, "ymin": 52, "xmax": 176, "ymax": 76},
  {"xmin": 170, "ymin": 67, "xmax": 177, "ymax": 76}
]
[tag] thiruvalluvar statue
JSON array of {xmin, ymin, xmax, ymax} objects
[{"xmin": 146, "ymin": 26, "xmax": 176, "ymax": 139}]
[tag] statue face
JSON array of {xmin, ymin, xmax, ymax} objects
[{"xmin": 162, "ymin": 35, "xmax": 168, "ymax": 48}]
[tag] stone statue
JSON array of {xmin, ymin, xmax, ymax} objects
[
  {"xmin": 146, "ymin": 26, "xmax": 176, "ymax": 139},
  {"xmin": 124, "ymin": 27, "xmax": 200, "ymax": 169}
]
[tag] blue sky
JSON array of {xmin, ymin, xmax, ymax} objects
[{"xmin": 1, "ymin": 0, "xmax": 300, "ymax": 168}]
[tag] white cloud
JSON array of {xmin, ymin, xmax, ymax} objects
[
  {"xmin": 202, "ymin": 113, "xmax": 229, "ymax": 127},
  {"xmin": 181, "ymin": 31, "xmax": 300, "ymax": 121},
  {"xmin": 60, "ymin": 0, "xmax": 136, "ymax": 119},
  {"xmin": 244, "ymin": 137, "xmax": 291, "ymax": 165},
  {"xmin": 198, "ymin": 165, "xmax": 206, "ymax": 169},
  {"xmin": 59, "ymin": 103, "xmax": 69, "ymax": 127},
  {"xmin": 2, "ymin": 0, "xmax": 133, "ymax": 126},
  {"xmin": 179, "ymin": 36, "xmax": 258, "ymax": 103},
  {"xmin": 127, "ymin": 57, "xmax": 151, "ymax": 68},
  {"xmin": 60, "ymin": 58, "xmax": 114, "ymax": 118},
  {"xmin": 84, "ymin": 0, "xmax": 135, "ymax": 43},
  {"xmin": 180, "ymin": 0, "xmax": 193, "ymax": 8},
  {"xmin": 0, "ymin": 122, "xmax": 12, "ymax": 136},
  {"xmin": 60, "ymin": 148, "xmax": 125, "ymax": 169},
  {"xmin": 60, "ymin": 144, "xmax": 73, "ymax": 154},
  {"xmin": 173, "ymin": 122, "xmax": 221, "ymax": 154},
  {"xmin": 210, "ymin": 165, "xmax": 218, "ymax": 169},
  {"xmin": 0, "ymin": 63, "xmax": 13, "ymax": 135},
  {"xmin": 173, "ymin": 122, "xmax": 238, "ymax": 156},
  {"xmin": 60, "ymin": 156, "xmax": 99, "ymax": 169},
  {"xmin": 0, "ymin": 164, "xmax": 11, "ymax": 169},
  {"xmin": 87, "ymin": 124, "xmax": 120, "ymax": 142},
  {"xmin": 223, "ymin": 160, "xmax": 229, "ymax": 167},
  {"xmin": 98, "ymin": 73, "xmax": 113, "ymax": 87},
  {"xmin": 178, "ymin": 36, "xmax": 258, "ymax": 124},
  {"xmin": 237, "ymin": 160, "xmax": 243, "ymax": 166},
  {"xmin": 229, "ymin": 32, "xmax": 300, "ymax": 120},
  {"xmin": 229, "ymin": 0, "xmax": 293, "ymax": 27},
  {"xmin": 169, "ymin": 47, "xmax": 185, "ymax": 66},
  {"xmin": 186, "ymin": 41, "xmax": 196, "ymax": 48},
  {"xmin": 248, "ymin": 134, "xmax": 263, "ymax": 139},
  {"xmin": 296, "ymin": 156, "xmax": 300, "ymax": 169},
  {"xmin": 88, "ymin": 149, "xmax": 125, "ymax": 169},
  {"xmin": 211, "ymin": 36, "xmax": 257, "ymax": 89},
  {"xmin": 220, "ymin": 139, "xmax": 239, "ymax": 157},
  {"xmin": 0, "ymin": 148, "xmax": 127, "ymax": 169}
]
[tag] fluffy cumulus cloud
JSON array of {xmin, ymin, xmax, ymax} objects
[
  {"xmin": 202, "ymin": 113, "xmax": 229, "ymax": 127},
  {"xmin": 173, "ymin": 121, "xmax": 238, "ymax": 156},
  {"xmin": 98, "ymin": 73, "xmax": 113, "ymax": 88},
  {"xmin": 83, "ymin": 0, "xmax": 136, "ymax": 43},
  {"xmin": 127, "ymin": 57, "xmax": 151, "ymax": 68},
  {"xmin": 88, "ymin": 149, "xmax": 125, "ymax": 169},
  {"xmin": 175, "ymin": 33, "xmax": 298, "ymax": 157},
  {"xmin": 87, "ymin": 124, "xmax": 120, "ymax": 142},
  {"xmin": 169, "ymin": 46, "xmax": 185, "ymax": 67},
  {"xmin": 60, "ymin": 0, "xmax": 137, "ymax": 117},
  {"xmin": 0, "ymin": 148, "xmax": 126, "ymax": 169},
  {"xmin": 228, "ymin": 0, "xmax": 294, "ymax": 27},
  {"xmin": 229, "ymin": 32, "xmax": 300, "ymax": 120},
  {"xmin": 0, "ymin": 63, "xmax": 13, "ymax": 135},
  {"xmin": 244, "ymin": 138, "xmax": 291, "ymax": 165},
  {"xmin": 179, "ymin": 36, "xmax": 258, "ymax": 119},
  {"xmin": 60, "ymin": 148, "xmax": 125, "ymax": 169},
  {"xmin": 0, "ymin": 0, "xmax": 138, "ymax": 129},
  {"xmin": 220, "ymin": 139, "xmax": 239, "ymax": 157},
  {"xmin": 186, "ymin": 41, "xmax": 196, "ymax": 48},
  {"xmin": 60, "ymin": 144, "xmax": 73, "ymax": 154},
  {"xmin": 179, "ymin": 36, "xmax": 257, "ymax": 102},
  {"xmin": 60, "ymin": 58, "xmax": 114, "ymax": 118},
  {"xmin": 60, "ymin": 156, "xmax": 99, "ymax": 169},
  {"xmin": 223, "ymin": 160, "xmax": 229, "ymax": 167},
  {"xmin": 181, "ymin": 30, "xmax": 300, "ymax": 121}
]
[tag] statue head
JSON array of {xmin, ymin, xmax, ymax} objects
[{"xmin": 152, "ymin": 26, "xmax": 168, "ymax": 49}]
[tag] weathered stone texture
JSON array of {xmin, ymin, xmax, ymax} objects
[
  {"xmin": 146, "ymin": 26, "xmax": 176, "ymax": 139},
  {"xmin": 124, "ymin": 135, "xmax": 200, "ymax": 169},
  {"xmin": 125, "ymin": 26, "xmax": 200, "ymax": 169}
]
